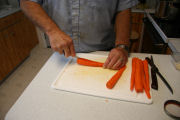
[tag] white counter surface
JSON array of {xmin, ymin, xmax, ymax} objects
[
  {"xmin": 168, "ymin": 38, "xmax": 180, "ymax": 52},
  {"xmin": 5, "ymin": 52, "xmax": 180, "ymax": 120}
]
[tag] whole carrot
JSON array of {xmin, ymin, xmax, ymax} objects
[
  {"xmin": 106, "ymin": 66, "xmax": 126, "ymax": 89},
  {"xmin": 134, "ymin": 59, "xmax": 143, "ymax": 93},
  {"xmin": 130, "ymin": 58, "xmax": 137, "ymax": 91},
  {"xmin": 77, "ymin": 58, "xmax": 104, "ymax": 67}
]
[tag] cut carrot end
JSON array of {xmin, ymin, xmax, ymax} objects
[
  {"xmin": 145, "ymin": 90, "xmax": 151, "ymax": 99},
  {"xmin": 106, "ymin": 66, "xmax": 126, "ymax": 89}
]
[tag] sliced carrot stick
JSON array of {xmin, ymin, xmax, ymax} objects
[
  {"xmin": 134, "ymin": 58, "xmax": 143, "ymax": 93},
  {"xmin": 142, "ymin": 75, "xmax": 151, "ymax": 99},
  {"xmin": 140, "ymin": 60, "xmax": 150, "ymax": 98},
  {"xmin": 140, "ymin": 60, "xmax": 146, "ymax": 90},
  {"xmin": 130, "ymin": 57, "xmax": 137, "ymax": 91},
  {"xmin": 142, "ymin": 59, "xmax": 151, "ymax": 99},
  {"xmin": 144, "ymin": 89, "xmax": 151, "ymax": 99},
  {"xmin": 106, "ymin": 66, "xmax": 126, "ymax": 89},
  {"xmin": 77, "ymin": 58, "xmax": 104, "ymax": 67},
  {"xmin": 143, "ymin": 60, "xmax": 150, "ymax": 91}
]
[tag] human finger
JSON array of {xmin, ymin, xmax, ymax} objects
[
  {"xmin": 112, "ymin": 57, "xmax": 124, "ymax": 69},
  {"xmin": 107, "ymin": 55, "xmax": 119, "ymax": 69},
  {"xmin": 69, "ymin": 43, "xmax": 76, "ymax": 57},
  {"xmin": 58, "ymin": 48, "xmax": 64, "ymax": 55},
  {"xmin": 120, "ymin": 55, "xmax": 128, "ymax": 68},
  {"xmin": 63, "ymin": 47, "xmax": 71, "ymax": 57},
  {"xmin": 103, "ymin": 55, "xmax": 112, "ymax": 68}
]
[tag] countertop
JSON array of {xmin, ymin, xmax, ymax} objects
[
  {"xmin": 5, "ymin": 52, "xmax": 180, "ymax": 120},
  {"xmin": 168, "ymin": 38, "xmax": 180, "ymax": 52}
]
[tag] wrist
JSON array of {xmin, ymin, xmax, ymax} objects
[
  {"xmin": 46, "ymin": 26, "xmax": 61, "ymax": 37},
  {"xmin": 115, "ymin": 44, "xmax": 129, "ymax": 53}
]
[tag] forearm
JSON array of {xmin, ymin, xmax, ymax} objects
[
  {"xmin": 20, "ymin": 0, "xmax": 60, "ymax": 36},
  {"xmin": 20, "ymin": 0, "xmax": 75, "ymax": 57},
  {"xmin": 115, "ymin": 9, "xmax": 131, "ymax": 46}
]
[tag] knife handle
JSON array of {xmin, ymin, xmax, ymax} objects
[{"xmin": 151, "ymin": 68, "xmax": 158, "ymax": 90}]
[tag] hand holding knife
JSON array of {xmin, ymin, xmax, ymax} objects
[{"xmin": 145, "ymin": 56, "xmax": 173, "ymax": 94}]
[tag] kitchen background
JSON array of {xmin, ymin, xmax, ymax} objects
[
  {"xmin": 0, "ymin": 0, "xmax": 180, "ymax": 120},
  {"xmin": 0, "ymin": 0, "xmax": 19, "ymax": 7}
]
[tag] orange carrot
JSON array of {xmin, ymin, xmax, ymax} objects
[
  {"xmin": 143, "ymin": 60, "xmax": 151, "ymax": 99},
  {"xmin": 134, "ymin": 59, "xmax": 143, "ymax": 92},
  {"xmin": 144, "ymin": 89, "xmax": 151, "ymax": 99},
  {"xmin": 140, "ymin": 59, "xmax": 151, "ymax": 99},
  {"xmin": 106, "ymin": 66, "xmax": 126, "ymax": 89},
  {"xmin": 140, "ymin": 60, "xmax": 146, "ymax": 91},
  {"xmin": 130, "ymin": 58, "xmax": 137, "ymax": 91},
  {"xmin": 140, "ymin": 60, "xmax": 150, "ymax": 98},
  {"xmin": 77, "ymin": 58, "xmax": 104, "ymax": 67},
  {"xmin": 143, "ymin": 60, "xmax": 150, "ymax": 91}
]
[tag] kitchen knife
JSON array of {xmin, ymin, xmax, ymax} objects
[
  {"xmin": 151, "ymin": 67, "xmax": 158, "ymax": 90},
  {"xmin": 145, "ymin": 56, "xmax": 173, "ymax": 94},
  {"xmin": 150, "ymin": 56, "xmax": 158, "ymax": 90}
]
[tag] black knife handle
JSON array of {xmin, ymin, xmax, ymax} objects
[
  {"xmin": 145, "ymin": 57, "xmax": 159, "ymax": 72},
  {"xmin": 151, "ymin": 68, "xmax": 158, "ymax": 90}
]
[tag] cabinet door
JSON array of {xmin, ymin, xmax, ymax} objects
[
  {"xmin": 22, "ymin": 16, "xmax": 39, "ymax": 51},
  {"xmin": 0, "ymin": 31, "xmax": 18, "ymax": 81},
  {"xmin": 2, "ymin": 22, "xmax": 30, "ymax": 63},
  {"xmin": 0, "ymin": 11, "xmax": 38, "ymax": 82},
  {"xmin": 0, "ymin": 21, "xmax": 31, "ymax": 82},
  {"xmin": 12, "ymin": 20, "xmax": 31, "ymax": 59}
]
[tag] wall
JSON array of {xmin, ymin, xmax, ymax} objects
[
  {"xmin": 0, "ymin": 0, "xmax": 9, "ymax": 6},
  {"xmin": 8, "ymin": 0, "xmax": 19, "ymax": 7}
]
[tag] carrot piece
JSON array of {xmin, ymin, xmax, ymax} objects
[
  {"xmin": 143, "ymin": 60, "xmax": 151, "ymax": 99},
  {"xmin": 77, "ymin": 58, "xmax": 104, "ymax": 67},
  {"xmin": 143, "ymin": 60, "xmax": 150, "ymax": 91},
  {"xmin": 140, "ymin": 60, "xmax": 150, "ymax": 99},
  {"xmin": 144, "ymin": 89, "xmax": 151, "ymax": 99},
  {"xmin": 140, "ymin": 60, "xmax": 146, "ymax": 90},
  {"xmin": 139, "ymin": 59, "xmax": 151, "ymax": 99},
  {"xmin": 143, "ymin": 75, "xmax": 151, "ymax": 99},
  {"xmin": 106, "ymin": 66, "xmax": 126, "ymax": 89},
  {"xmin": 130, "ymin": 58, "xmax": 137, "ymax": 91},
  {"xmin": 134, "ymin": 59, "xmax": 143, "ymax": 93}
]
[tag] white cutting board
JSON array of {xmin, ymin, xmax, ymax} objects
[{"xmin": 51, "ymin": 53, "xmax": 152, "ymax": 104}]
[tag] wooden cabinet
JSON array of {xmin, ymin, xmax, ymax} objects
[
  {"xmin": 0, "ymin": 11, "xmax": 38, "ymax": 83},
  {"xmin": 130, "ymin": 12, "xmax": 144, "ymax": 52}
]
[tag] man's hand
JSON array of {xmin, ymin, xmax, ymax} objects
[
  {"xmin": 103, "ymin": 48, "xmax": 128, "ymax": 70},
  {"xmin": 48, "ymin": 30, "xmax": 75, "ymax": 57},
  {"xmin": 20, "ymin": 0, "xmax": 75, "ymax": 58}
]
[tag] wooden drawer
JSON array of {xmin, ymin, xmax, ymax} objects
[{"xmin": 0, "ymin": 11, "xmax": 23, "ymax": 31}]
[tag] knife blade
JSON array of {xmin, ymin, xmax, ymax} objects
[{"xmin": 156, "ymin": 71, "xmax": 173, "ymax": 94}]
